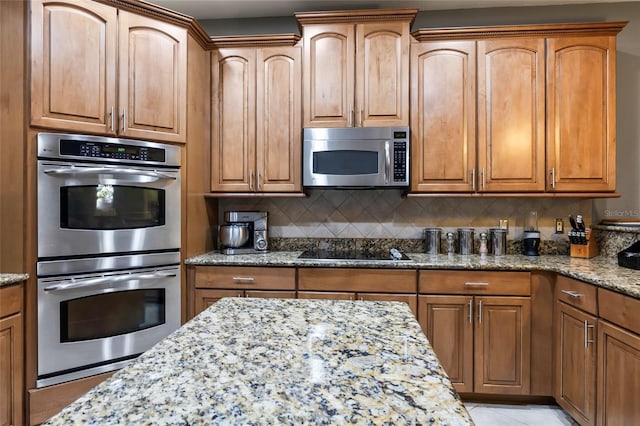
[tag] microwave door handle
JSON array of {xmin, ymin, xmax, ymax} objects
[
  {"xmin": 43, "ymin": 271, "xmax": 177, "ymax": 292},
  {"xmin": 384, "ymin": 141, "xmax": 391, "ymax": 184},
  {"xmin": 43, "ymin": 167, "xmax": 177, "ymax": 181}
]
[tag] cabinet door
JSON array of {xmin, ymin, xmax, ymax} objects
[
  {"xmin": 194, "ymin": 289, "xmax": 242, "ymax": 316},
  {"xmin": 597, "ymin": 320, "xmax": 640, "ymax": 425},
  {"xmin": 30, "ymin": 0, "xmax": 117, "ymax": 134},
  {"xmin": 555, "ymin": 302, "xmax": 597, "ymax": 425},
  {"xmin": 410, "ymin": 41, "xmax": 476, "ymax": 192},
  {"xmin": 297, "ymin": 291, "xmax": 354, "ymax": 301},
  {"xmin": 0, "ymin": 314, "xmax": 23, "ymax": 426},
  {"xmin": 475, "ymin": 296, "xmax": 531, "ymax": 394},
  {"xmin": 211, "ymin": 48, "xmax": 256, "ymax": 191},
  {"xmin": 245, "ymin": 291, "xmax": 296, "ymax": 299},
  {"xmin": 418, "ymin": 295, "xmax": 473, "ymax": 393},
  {"xmin": 356, "ymin": 21, "xmax": 409, "ymax": 127},
  {"xmin": 118, "ymin": 11, "xmax": 187, "ymax": 142},
  {"xmin": 547, "ymin": 36, "xmax": 616, "ymax": 192},
  {"xmin": 255, "ymin": 46, "xmax": 302, "ymax": 192},
  {"xmin": 302, "ymin": 24, "xmax": 355, "ymax": 127},
  {"xmin": 477, "ymin": 38, "xmax": 545, "ymax": 192},
  {"xmin": 358, "ymin": 293, "xmax": 417, "ymax": 318}
]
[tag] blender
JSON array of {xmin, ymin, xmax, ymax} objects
[{"xmin": 523, "ymin": 210, "xmax": 540, "ymax": 256}]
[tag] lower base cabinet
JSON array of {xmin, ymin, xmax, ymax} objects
[{"xmin": 0, "ymin": 284, "xmax": 23, "ymax": 426}]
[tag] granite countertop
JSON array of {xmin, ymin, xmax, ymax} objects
[
  {"xmin": 43, "ymin": 298, "xmax": 473, "ymax": 426},
  {"xmin": 0, "ymin": 273, "xmax": 28, "ymax": 288},
  {"xmin": 186, "ymin": 251, "xmax": 640, "ymax": 299}
]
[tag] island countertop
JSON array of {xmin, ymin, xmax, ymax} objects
[
  {"xmin": 0, "ymin": 273, "xmax": 28, "ymax": 288},
  {"xmin": 186, "ymin": 251, "xmax": 640, "ymax": 299},
  {"xmin": 43, "ymin": 298, "xmax": 472, "ymax": 426}
]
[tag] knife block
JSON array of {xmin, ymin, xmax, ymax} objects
[{"xmin": 570, "ymin": 229, "xmax": 599, "ymax": 258}]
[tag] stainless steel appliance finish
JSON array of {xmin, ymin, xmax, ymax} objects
[
  {"xmin": 303, "ymin": 127, "xmax": 409, "ymax": 188},
  {"xmin": 457, "ymin": 228, "xmax": 475, "ymax": 255},
  {"xmin": 424, "ymin": 228, "xmax": 442, "ymax": 254},
  {"xmin": 489, "ymin": 228, "xmax": 507, "ymax": 256},
  {"xmin": 37, "ymin": 253, "xmax": 180, "ymax": 388},
  {"xmin": 220, "ymin": 211, "xmax": 268, "ymax": 255},
  {"xmin": 37, "ymin": 133, "xmax": 181, "ymax": 259},
  {"xmin": 219, "ymin": 223, "xmax": 250, "ymax": 248}
]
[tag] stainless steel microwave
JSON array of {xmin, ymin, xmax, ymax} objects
[{"xmin": 303, "ymin": 127, "xmax": 409, "ymax": 188}]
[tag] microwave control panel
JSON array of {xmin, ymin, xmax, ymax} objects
[{"xmin": 393, "ymin": 141, "xmax": 407, "ymax": 183}]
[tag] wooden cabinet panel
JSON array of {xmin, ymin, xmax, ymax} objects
[
  {"xmin": 194, "ymin": 289, "xmax": 241, "ymax": 315},
  {"xmin": 297, "ymin": 291, "xmax": 354, "ymax": 301},
  {"xmin": 194, "ymin": 266, "xmax": 296, "ymax": 290},
  {"xmin": 556, "ymin": 301, "xmax": 597, "ymax": 425},
  {"xmin": 356, "ymin": 21, "xmax": 409, "ymax": 127},
  {"xmin": 475, "ymin": 296, "xmax": 531, "ymax": 395},
  {"xmin": 418, "ymin": 295, "xmax": 473, "ymax": 393},
  {"xmin": 358, "ymin": 292, "xmax": 417, "ymax": 317},
  {"xmin": 547, "ymin": 36, "xmax": 616, "ymax": 192},
  {"xmin": 410, "ymin": 41, "xmax": 476, "ymax": 192},
  {"xmin": 256, "ymin": 47, "xmax": 301, "ymax": 192},
  {"xmin": 598, "ymin": 288, "xmax": 640, "ymax": 336},
  {"xmin": 597, "ymin": 320, "xmax": 640, "ymax": 426},
  {"xmin": 118, "ymin": 12, "xmax": 187, "ymax": 142},
  {"xmin": 0, "ymin": 284, "xmax": 22, "ymax": 426},
  {"xmin": 420, "ymin": 270, "xmax": 531, "ymax": 295},
  {"xmin": 556, "ymin": 275, "xmax": 598, "ymax": 315},
  {"xmin": 211, "ymin": 48, "xmax": 255, "ymax": 192},
  {"xmin": 477, "ymin": 38, "xmax": 545, "ymax": 192},
  {"xmin": 302, "ymin": 24, "xmax": 354, "ymax": 127},
  {"xmin": 245, "ymin": 290, "xmax": 296, "ymax": 299},
  {"xmin": 298, "ymin": 268, "xmax": 416, "ymax": 293},
  {"xmin": 30, "ymin": 0, "xmax": 117, "ymax": 134}
]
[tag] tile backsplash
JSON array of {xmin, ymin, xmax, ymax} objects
[{"xmin": 220, "ymin": 190, "xmax": 592, "ymax": 243}]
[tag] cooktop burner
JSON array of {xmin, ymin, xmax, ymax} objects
[{"xmin": 298, "ymin": 248, "xmax": 412, "ymax": 262}]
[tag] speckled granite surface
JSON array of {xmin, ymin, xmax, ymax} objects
[
  {"xmin": 0, "ymin": 273, "xmax": 28, "ymax": 288},
  {"xmin": 186, "ymin": 251, "xmax": 640, "ymax": 299},
  {"xmin": 43, "ymin": 298, "xmax": 473, "ymax": 426}
]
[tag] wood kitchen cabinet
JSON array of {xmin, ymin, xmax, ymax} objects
[
  {"xmin": 0, "ymin": 283, "xmax": 24, "ymax": 426},
  {"xmin": 30, "ymin": 0, "xmax": 187, "ymax": 143},
  {"xmin": 418, "ymin": 270, "xmax": 531, "ymax": 395},
  {"xmin": 211, "ymin": 42, "xmax": 301, "ymax": 193},
  {"xmin": 546, "ymin": 35, "xmax": 618, "ymax": 192},
  {"xmin": 297, "ymin": 9, "xmax": 415, "ymax": 128},
  {"xmin": 189, "ymin": 266, "xmax": 296, "ymax": 317},
  {"xmin": 554, "ymin": 276, "xmax": 598, "ymax": 426},
  {"xmin": 410, "ymin": 35, "xmax": 545, "ymax": 193},
  {"xmin": 297, "ymin": 268, "xmax": 418, "ymax": 316}
]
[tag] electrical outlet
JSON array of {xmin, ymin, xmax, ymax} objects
[
  {"xmin": 499, "ymin": 219, "xmax": 509, "ymax": 231},
  {"xmin": 555, "ymin": 218, "xmax": 564, "ymax": 234}
]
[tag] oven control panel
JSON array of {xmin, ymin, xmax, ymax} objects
[{"xmin": 60, "ymin": 140, "xmax": 166, "ymax": 162}]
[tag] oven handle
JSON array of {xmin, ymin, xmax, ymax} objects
[
  {"xmin": 43, "ymin": 271, "xmax": 177, "ymax": 292},
  {"xmin": 43, "ymin": 166, "xmax": 177, "ymax": 181}
]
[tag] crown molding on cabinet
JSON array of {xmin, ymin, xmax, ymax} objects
[{"xmin": 210, "ymin": 34, "xmax": 301, "ymax": 49}]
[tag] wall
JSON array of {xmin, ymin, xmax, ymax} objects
[{"xmin": 206, "ymin": 2, "xmax": 640, "ymax": 242}]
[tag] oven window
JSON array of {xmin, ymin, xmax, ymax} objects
[
  {"xmin": 60, "ymin": 185, "xmax": 165, "ymax": 229},
  {"xmin": 313, "ymin": 150, "xmax": 378, "ymax": 175},
  {"xmin": 60, "ymin": 289, "xmax": 166, "ymax": 342}
]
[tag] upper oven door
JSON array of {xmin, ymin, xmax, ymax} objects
[
  {"xmin": 303, "ymin": 138, "xmax": 388, "ymax": 187},
  {"xmin": 37, "ymin": 161, "xmax": 180, "ymax": 259}
]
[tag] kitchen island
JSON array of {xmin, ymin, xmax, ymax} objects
[{"xmin": 42, "ymin": 298, "xmax": 473, "ymax": 425}]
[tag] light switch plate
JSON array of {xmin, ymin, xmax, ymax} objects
[
  {"xmin": 499, "ymin": 219, "xmax": 509, "ymax": 231},
  {"xmin": 555, "ymin": 218, "xmax": 564, "ymax": 234}
]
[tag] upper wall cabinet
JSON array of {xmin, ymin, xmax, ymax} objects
[
  {"xmin": 296, "ymin": 9, "xmax": 416, "ymax": 128},
  {"xmin": 410, "ymin": 22, "xmax": 625, "ymax": 196},
  {"xmin": 30, "ymin": 0, "xmax": 187, "ymax": 143},
  {"xmin": 546, "ymin": 35, "xmax": 617, "ymax": 192},
  {"xmin": 211, "ymin": 39, "xmax": 302, "ymax": 193}
]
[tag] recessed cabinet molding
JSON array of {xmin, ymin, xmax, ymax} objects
[
  {"xmin": 296, "ymin": 9, "xmax": 416, "ymax": 128},
  {"xmin": 409, "ymin": 21, "xmax": 626, "ymax": 197},
  {"xmin": 30, "ymin": 0, "xmax": 187, "ymax": 143},
  {"xmin": 210, "ymin": 36, "xmax": 302, "ymax": 193}
]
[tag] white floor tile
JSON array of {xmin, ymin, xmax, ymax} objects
[{"xmin": 462, "ymin": 403, "xmax": 578, "ymax": 426}]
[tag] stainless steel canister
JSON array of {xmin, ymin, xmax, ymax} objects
[
  {"xmin": 489, "ymin": 228, "xmax": 507, "ymax": 255},
  {"xmin": 457, "ymin": 228, "xmax": 475, "ymax": 255},
  {"xmin": 424, "ymin": 228, "xmax": 442, "ymax": 254}
]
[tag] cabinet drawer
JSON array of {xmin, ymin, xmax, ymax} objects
[
  {"xmin": 0, "ymin": 283, "xmax": 22, "ymax": 318},
  {"xmin": 419, "ymin": 270, "xmax": 530, "ymax": 295},
  {"xmin": 298, "ymin": 268, "xmax": 416, "ymax": 293},
  {"xmin": 194, "ymin": 266, "xmax": 295, "ymax": 290},
  {"xmin": 556, "ymin": 275, "xmax": 597, "ymax": 315},
  {"xmin": 599, "ymin": 288, "xmax": 640, "ymax": 335}
]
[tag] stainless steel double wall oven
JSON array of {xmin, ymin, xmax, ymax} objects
[{"xmin": 36, "ymin": 133, "xmax": 181, "ymax": 387}]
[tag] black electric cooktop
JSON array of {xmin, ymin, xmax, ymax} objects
[{"xmin": 298, "ymin": 248, "xmax": 412, "ymax": 262}]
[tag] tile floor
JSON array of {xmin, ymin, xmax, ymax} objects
[{"xmin": 464, "ymin": 403, "xmax": 578, "ymax": 426}]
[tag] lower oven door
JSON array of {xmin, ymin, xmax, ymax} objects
[{"xmin": 37, "ymin": 264, "xmax": 180, "ymax": 387}]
